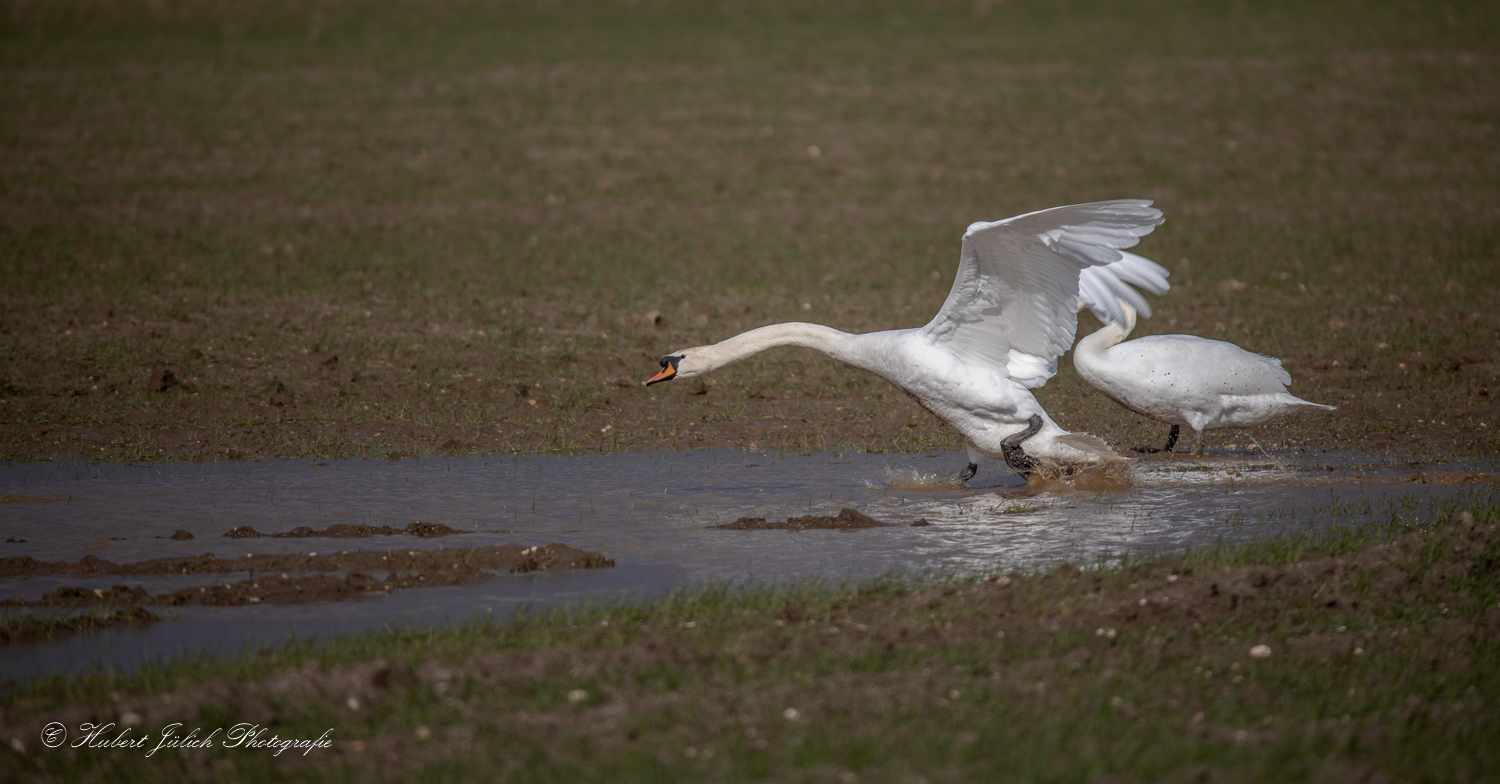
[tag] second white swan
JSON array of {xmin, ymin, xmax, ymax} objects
[
  {"xmin": 1072, "ymin": 300, "xmax": 1335, "ymax": 455},
  {"xmin": 644, "ymin": 199, "xmax": 1171, "ymax": 478}
]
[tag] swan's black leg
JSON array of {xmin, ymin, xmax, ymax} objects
[
  {"xmin": 958, "ymin": 463, "xmax": 978, "ymax": 482},
  {"xmin": 1000, "ymin": 415, "xmax": 1044, "ymax": 476},
  {"xmin": 1131, "ymin": 424, "xmax": 1180, "ymax": 454}
]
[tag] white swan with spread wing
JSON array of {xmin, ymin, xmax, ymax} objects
[
  {"xmin": 645, "ymin": 200, "xmax": 1170, "ymax": 478},
  {"xmin": 1072, "ymin": 300, "xmax": 1335, "ymax": 455}
]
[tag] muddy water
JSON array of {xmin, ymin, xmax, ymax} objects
[{"xmin": 1, "ymin": 449, "xmax": 1493, "ymax": 682}]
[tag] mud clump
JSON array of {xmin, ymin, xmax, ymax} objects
[
  {"xmin": 155, "ymin": 573, "xmax": 384, "ymax": 606},
  {"xmin": 0, "ymin": 495, "xmax": 67, "ymax": 505},
  {"xmin": 715, "ymin": 508, "xmax": 888, "ymax": 531},
  {"xmin": 149, "ymin": 365, "xmax": 178, "ymax": 393},
  {"xmin": 2, "ymin": 584, "xmax": 153, "ymax": 607},
  {"xmin": 0, "ymin": 543, "xmax": 613, "ymax": 616},
  {"xmin": 223, "ymin": 521, "xmax": 460, "ymax": 539},
  {"xmin": 169, "ymin": 529, "xmax": 194, "ymax": 540},
  {"xmin": 0, "ymin": 607, "xmax": 157, "ymax": 645},
  {"xmin": 0, "ymin": 543, "xmax": 613, "ymax": 580}
]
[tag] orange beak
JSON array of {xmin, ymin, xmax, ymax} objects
[{"xmin": 645, "ymin": 364, "xmax": 677, "ymax": 386}]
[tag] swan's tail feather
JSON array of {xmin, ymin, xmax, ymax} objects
[{"xmin": 1283, "ymin": 394, "xmax": 1336, "ymax": 411}]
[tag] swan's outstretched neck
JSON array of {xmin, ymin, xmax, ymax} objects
[{"xmin": 691, "ymin": 322, "xmax": 869, "ymax": 374}]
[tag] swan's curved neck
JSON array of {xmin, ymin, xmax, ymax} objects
[
  {"xmin": 694, "ymin": 322, "xmax": 872, "ymax": 373},
  {"xmin": 1076, "ymin": 320, "xmax": 1132, "ymax": 355}
]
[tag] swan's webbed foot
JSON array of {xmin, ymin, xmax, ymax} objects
[
  {"xmin": 1000, "ymin": 414, "xmax": 1044, "ymax": 477},
  {"xmin": 1129, "ymin": 424, "xmax": 1180, "ymax": 454},
  {"xmin": 958, "ymin": 463, "xmax": 977, "ymax": 482}
]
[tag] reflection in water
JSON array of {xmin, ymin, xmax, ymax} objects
[{"xmin": 1, "ymin": 449, "xmax": 1493, "ymax": 682}]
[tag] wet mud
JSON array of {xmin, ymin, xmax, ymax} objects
[
  {"xmin": 714, "ymin": 508, "xmax": 892, "ymax": 531},
  {"xmin": 0, "ymin": 543, "xmax": 612, "ymax": 581},
  {"xmin": 0, "ymin": 495, "xmax": 68, "ymax": 505},
  {"xmin": 0, "ymin": 607, "xmax": 158, "ymax": 646},
  {"xmin": 1016, "ymin": 460, "xmax": 1135, "ymax": 494},
  {"xmin": 10, "ymin": 584, "xmax": 153, "ymax": 606},
  {"xmin": 1411, "ymin": 469, "xmax": 1500, "ymax": 486},
  {"xmin": 223, "ymin": 521, "xmax": 460, "ymax": 539},
  {"xmin": 0, "ymin": 544, "xmax": 615, "ymax": 642},
  {"xmin": 4, "ymin": 577, "xmax": 386, "ymax": 608},
  {"xmin": 0, "ymin": 542, "xmax": 616, "ymax": 649},
  {"xmin": 153, "ymin": 573, "xmax": 387, "ymax": 607}
]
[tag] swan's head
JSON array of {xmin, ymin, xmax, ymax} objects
[{"xmin": 644, "ymin": 348, "xmax": 709, "ymax": 386}]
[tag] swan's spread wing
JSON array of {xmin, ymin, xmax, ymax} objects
[
  {"xmin": 1078, "ymin": 252, "xmax": 1170, "ymax": 326},
  {"xmin": 922, "ymin": 200, "xmax": 1164, "ymax": 388}
]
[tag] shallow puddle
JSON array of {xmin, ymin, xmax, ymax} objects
[{"xmin": 1, "ymin": 449, "xmax": 1494, "ymax": 683}]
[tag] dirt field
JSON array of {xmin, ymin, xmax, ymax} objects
[{"xmin": 1, "ymin": 0, "xmax": 1497, "ymax": 466}]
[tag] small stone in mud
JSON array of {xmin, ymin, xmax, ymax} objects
[
  {"xmin": 910, "ymin": 518, "xmax": 930, "ymax": 527},
  {"xmin": 224, "ymin": 526, "xmax": 262, "ymax": 538},
  {"xmin": 715, "ymin": 508, "xmax": 884, "ymax": 531},
  {"xmin": 169, "ymin": 529, "xmax": 194, "ymax": 540}
]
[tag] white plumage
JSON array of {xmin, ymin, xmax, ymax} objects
[
  {"xmin": 645, "ymin": 200, "xmax": 1169, "ymax": 476},
  {"xmin": 1072, "ymin": 300, "xmax": 1335, "ymax": 455}
]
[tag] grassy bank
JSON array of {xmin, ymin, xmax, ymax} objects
[
  {"xmin": 2, "ymin": 491, "xmax": 1495, "ymax": 781},
  {"xmin": 2, "ymin": 0, "xmax": 1498, "ymax": 463}
]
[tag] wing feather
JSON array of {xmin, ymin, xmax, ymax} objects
[
  {"xmin": 1078, "ymin": 251, "xmax": 1171, "ymax": 326},
  {"xmin": 921, "ymin": 200, "xmax": 1165, "ymax": 388}
]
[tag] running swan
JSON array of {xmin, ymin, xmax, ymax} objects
[
  {"xmin": 1072, "ymin": 299, "xmax": 1335, "ymax": 455},
  {"xmin": 644, "ymin": 200, "xmax": 1170, "ymax": 478}
]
